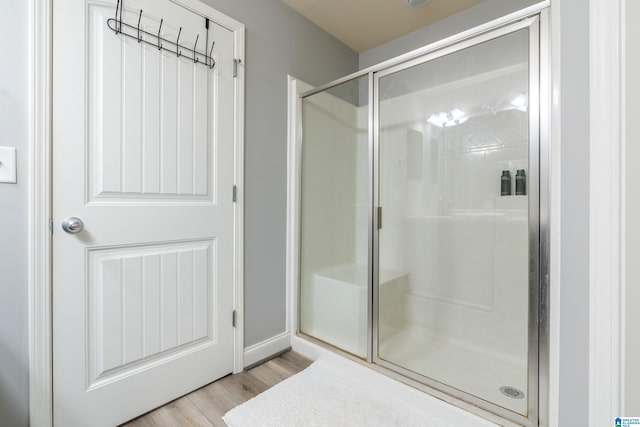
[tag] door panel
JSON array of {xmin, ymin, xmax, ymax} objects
[
  {"xmin": 88, "ymin": 2, "xmax": 215, "ymax": 202},
  {"xmin": 88, "ymin": 240, "xmax": 214, "ymax": 385},
  {"xmin": 375, "ymin": 28, "xmax": 534, "ymax": 417},
  {"xmin": 53, "ymin": 0, "xmax": 236, "ymax": 425}
]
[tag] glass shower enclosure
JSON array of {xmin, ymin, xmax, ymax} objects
[
  {"xmin": 299, "ymin": 76, "xmax": 370, "ymax": 358},
  {"xmin": 298, "ymin": 15, "xmax": 544, "ymax": 427}
]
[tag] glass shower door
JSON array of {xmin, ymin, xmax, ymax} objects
[{"xmin": 375, "ymin": 27, "xmax": 537, "ymax": 417}]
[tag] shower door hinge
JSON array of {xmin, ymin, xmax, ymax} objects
[
  {"xmin": 49, "ymin": 219, "xmax": 54, "ymax": 235},
  {"xmin": 232, "ymin": 185, "xmax": 237, "ymax": 202},
  {"xmin": 376, "ymin": 206, "xmax": 382, "ymax": 229},
  {"xmin": 233, "ymin": 58, "xmax": 241, "ymax": 78},
  {"xmin": 232, "ymin": 310, "xmax": 237, "ymax": 327}
]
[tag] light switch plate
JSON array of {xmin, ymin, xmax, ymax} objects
[{"xmin": 0, "ymin": 147, "xmax": 17, "ymax": 184}]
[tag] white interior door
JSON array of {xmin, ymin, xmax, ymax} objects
[{"xmin": 52, "ymin": 0, "xmax": 238, "ymax": 425}]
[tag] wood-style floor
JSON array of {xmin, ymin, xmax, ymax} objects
[{"xmin": 122, "ymin": 351, "xmax": 312, "ymax": 427}]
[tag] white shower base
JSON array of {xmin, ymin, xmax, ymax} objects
[
  {"xmin": 378, "ymin": 325, "xmax": 528, "ymax": 416},
  {"xmin": 301, "ymin": 262, "xmax": 528, "ymax": 418}
]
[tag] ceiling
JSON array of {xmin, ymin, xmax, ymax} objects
[{"xmin": 281, "ymin": 0, "xmax": 485, "ymax": 53}]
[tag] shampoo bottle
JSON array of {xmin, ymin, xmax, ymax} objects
[
  {"xmin": 515, "ymin": 169, "xmax": 526, "ymax": 195},
  {"xmin": 501, "ymin": 170, "xmax": 511, "ymax": 196}
]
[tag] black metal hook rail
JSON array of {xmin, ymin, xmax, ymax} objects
[{"xmin": 108, "ymin": 0, "xmax": 216, "ymax": 69}]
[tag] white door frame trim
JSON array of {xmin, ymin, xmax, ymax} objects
[
  {"xmin": 28, "ymin": 1, "xmax": 245, "ymax": 425},
  {"xmin": 588, "ymin": 0, "xmax": 625, "ymax": 424},
  {"xmin": 285, "ymin": 75, "xmax": 312, "ymax": 337},
  {"xmin": 28, "ymin": 0, "xmax": 53, "ymax": 425}
]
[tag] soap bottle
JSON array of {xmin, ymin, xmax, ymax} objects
[
  {"xmin": 515, "ymin": 169, "xmax": 526, "ymax": 195},
  {"xmin": 501, "ymin": 170, "xmax": 511, "ymax": 196}
]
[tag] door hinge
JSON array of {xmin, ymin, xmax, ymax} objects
[
  {"xmin": 376, "ymin": 206, "xmax": 382, "ymax": 230},
  {"xmin": 232, "ymin": 185, "xmax": 237, "ymax": 202},
  {"xmin": 232, "ymin": 310, "xmax": 237, "ymax": 327},
  {"xmin": 233, "ymin": 58, "xmax": 241, "ymax": 78},
  {"xmin": 49, "ymin": 219, "xmax": 54, "ymax": 235}
]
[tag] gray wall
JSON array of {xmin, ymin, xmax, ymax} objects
[
  {"xmin": 625, "ymin": 0, "xmax": 640, "ymax": 416},
  {"xmin": 0, "ymin": 1, "xmax": 30, "ymax": 427},
  {"xmin": 358, "ymin": 0, "xmax": 591, "ymax": 424},
  {"xmin": 556, "ymin": 0, "xmax": 590, "ymax": 425},
  {"xmin": 199, "ymin": 0, "xmax": 358, "ymax": 347}
]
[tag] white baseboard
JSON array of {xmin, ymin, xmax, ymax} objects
[{"xmin": 243, "ymin": 332, "xmax": 291, "ymax": 368}]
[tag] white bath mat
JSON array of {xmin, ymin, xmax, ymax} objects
[{"xmin": 222, "ymin": 357, "xmax": 456, "ymax": 427}]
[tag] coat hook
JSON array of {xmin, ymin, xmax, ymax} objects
[
  {"xmin": 176, "ymin": 27, "xmax": 182, "ymax": 57},
  {"xmin": 157, "ymin": 19, "xmax": 163, "ymax": 50},
  {"xmin": 106, "ymin": 3, "xmax": 213, "ymax": 71},
  {"xmin": 119, "ymin": 0, "xmax": 124, "ymax": 32},
  {"xmin": 137, "ymin": 9, "xmax": 143, "ymax": 42},
  {"xmin": 114, "ymin": 0, "xmax": 120, "ymax": 34},
  {"xmin": 208, "ymin": 41, "xmax": 215, "ymax": 69},
  {"xmin": 193, "ymin": 34, "xmax": 200, "ymax": 64}
]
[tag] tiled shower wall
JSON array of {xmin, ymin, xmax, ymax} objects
[{"xmin": 378, "ymin": 105, "xmax": 529, "ymax": 362}]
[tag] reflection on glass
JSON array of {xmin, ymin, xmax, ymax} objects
[
  {"xmin": 299, "ymin": 76, "xmax": 369, "ymax": 357},
  {"xmin": 377, "ymin": 29, "xmax": 531, "ymax": 415}
]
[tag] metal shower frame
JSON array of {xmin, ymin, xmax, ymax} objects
[{"xmin": 297, "ymin": 4, "xmax": 550, "ymax": 427}]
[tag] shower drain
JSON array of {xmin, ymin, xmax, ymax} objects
[{"xmin": 499, "ymin": 386, "xmax": 525, "ymax": 399}]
